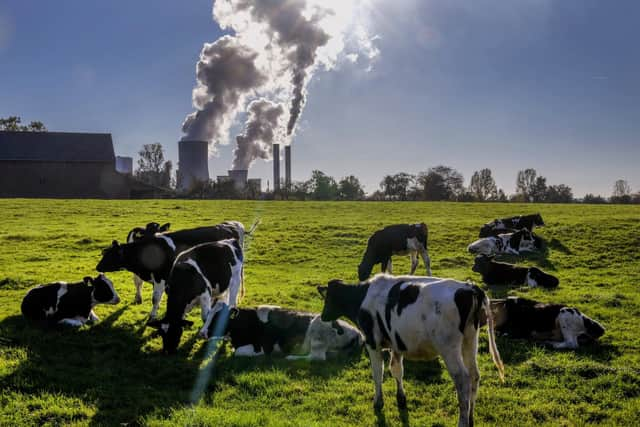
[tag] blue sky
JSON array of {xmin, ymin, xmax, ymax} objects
[{"xmin": 1, "ymin": 0, "xmax": 638, "ymax": 196}]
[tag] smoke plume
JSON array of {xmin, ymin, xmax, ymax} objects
[{"xmin": 232, "ymin": 99, "xmax": 285, "ymax": 170}]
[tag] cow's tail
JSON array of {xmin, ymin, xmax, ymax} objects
[
  {"xmin": 475, "ymin": 286, "xmax": 505, "ymax": 382},
  {"xmin": 247, "ymin": 218, "xmax": 261, "ymax": 235}
]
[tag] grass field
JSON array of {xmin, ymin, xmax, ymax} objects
[{"xmin": 0, "ymin": 199, "xmax": 639, "ymax": 426}]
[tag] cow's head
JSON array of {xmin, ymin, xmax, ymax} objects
[
  {"xmin": 148, "ymin": 318, "xmax": 194, "ymax": 354},
  {"xmin": 96, "ymin": 241, "xmax": 125, "ymax": 272},
  {"xmin": 532, "ymin": 213, "xmax": 545, "ymax": 227},
  {"xmin": 581, "ymin": 315, "xmax": 605, "ymax": 342},
  {"xmin": 206, "ymin": 305, "xmax": 240, "ymax": 338},
  {"xmin": 468, "ymin": 238, "xmax": 496, "ymax": 256},
  {"xmin": 472, "ymin": 255, "xmax": 492, "ymax": 274},
  {"xmin": 357, "ymin": 261, "xmax": 373, "ymax": 282},
  {"xmin": 146, "ymin": 222, "xmax": 170, "ymax": 234},
  {"xmin": 87, "ymin": 274, "xmax": 120, "ymax": 305},
  {"xmin": 318, "ymin": 279, "xmax": 367, "ymax": 324}
]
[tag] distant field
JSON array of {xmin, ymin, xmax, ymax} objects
[{"xmin": 0, "ymin": 199, "xmax": 639, "ymax": 426}]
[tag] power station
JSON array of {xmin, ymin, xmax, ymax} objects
[{"xmin": 177, "ymin": 139, "xmax": 209, "ymax": 191}]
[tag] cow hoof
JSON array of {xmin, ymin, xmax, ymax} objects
[
  {"xmin": 133, "ymin": 296, "xmax": 143, "ymax": 305},
  {"xmin": 396, "ymin": 393, "xmax": 407, "ymax": 409},
  {"xmin": 145, "ymin": 317, "xmax": 158, "ymax": 326},
  {"xmin": 373, "ymin": 398, "xmax": 384, "ymax": 411},
  {"xmin": 198, "ymin": 330, "xmax": 209, "ymax": 340}
]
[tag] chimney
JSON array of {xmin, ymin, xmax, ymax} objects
[
  {"xmin": 284, "ymin": 145, "xmax": 291, "ymax": 191},
  {"xmin": 273, "ymin": 143, "xmax": 280, "ymax": 191},
  {"xmin": 177, "ymin": 140, "xmax": 210, "ymax": 191}
]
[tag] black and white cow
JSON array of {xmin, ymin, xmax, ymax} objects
[
  {"xmin": 207, "ymin": 305, "xmax": 363, "ymax": 360},
  {"xmin": 97, "ymin": 221, "xmax": 253, "ymax": 320},
  {"xmin": 490, "ymin": 296, "xmax": 605, "ymax": 349},
  {"xmin": 472, "ymin": 255, "xmax": 559, "ymax": 288},
  {"xmin": 148, "ymin": 239, "xmax": 244, "ymax": 354},
  {"xmin": 358, "ymin": 223, "xmax": 431, "ymax": 282},
  {"xmin": 479, "ymin": 213, "xmax": 544, "ymax": 238},
  {"xmin": 467, "ymin": 229, "xmax": 542, "ymax": 257},
  {"xmin": 318, "ymin": 274, "xmax": 504, "ymax": 426},
  {"xmin": 21, "ymin": 274, "xmax": 120, "ymax": 327},
  {"xmin": 126, "ymin": 222, "xmax": 171, "ymax": 305}
]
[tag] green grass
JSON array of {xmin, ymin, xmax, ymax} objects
[{"xmin": 0, "ymin": 199, "xmax": 639, "ymax": 426}]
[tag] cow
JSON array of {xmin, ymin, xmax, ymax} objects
[
  {"xmin": 490, "ymin": 296, "xmax": 605, "ymax": 349},
  {"xmin": 472, "ymin": 255, "xmax": 559, "ymax": 288},
  {"xmin": 467, "ymin": 229, "xmax": 542, "ymax": 257},
  {"xmin": 358, "ymin": 223, "xmax": 431, "ymax": 282},
  {"xmin": 97, "ymin": 220, "xmax": 256, "ymax": 320},
  {"xmin": 126, "ymin": 222, "xmax": 171, "ymax": 305},
  {"xmin": 317, "ymin": 274, "xmax": 504, "ymax": 427},
  {"xmin": 207, "ymin": 305, "xmax": 363, "ymax": 360},
  {"xmin": 147, "ymin": 239, "xmax": 244, "ymax": 354},
  {"xmin": 479, "ymin": 213, "xmax": 544, "ymax": 238},
  {"xmin": 21, "ymin": 273, "xmax": 120, "ymax": 327}
]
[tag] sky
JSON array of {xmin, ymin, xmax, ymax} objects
[{"xmin": 1, "ymin": 0, "xmax": 638, "ymax": 197}]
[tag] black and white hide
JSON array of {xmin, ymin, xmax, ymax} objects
[
  {"xmin": 148, "ymin": 239, "xmax": 244, "ymax": 354},
  {"xmin": 467, "ymin": 229, "xmax": 542, "ymax": 257},
  {"xmin": 479, "ymin": 213, "xmax": 544, "ymax": 238},
  {"xmin": 126, "ymin": 221, "xmax": 170, "ymax": 305},
  {"xmin": 97, "ymin": 221, "xmax": 251, "ymax": 320},
  {"xmin": 358, "ymin": 223, "xmax": 431, "ymax": 281},
  {"xmin": 472, "ymin": 255, "xmax": 559, "ymax": 288},
  {"xmin": 490, "ymin": 296, "xmax": 605, "ymax": 349},
  {"xmin": 318, "ymin": 274, "xmax": 504, "ymax": 427},
  {"xmin": 208, "ymin": 305, "xmax": 363, "ymax": 360},
  {"xmin": 21, "ymin": 274, "xmax": 120, "ymax": 327}
]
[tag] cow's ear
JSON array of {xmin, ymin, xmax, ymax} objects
[
  {"xmin": 328, "ymin": 279, "xmax": 345, "ymax": 286},
  {"xmin": 317, "ymin": 286, "xmax": 328, "ymax": 299},
  {"xmin": 229, "ymin": 307, "xmax": 240, "ymax": 320},
  {"xmin": 180, "ymin": 319, "xmax": 194, "ymax": 328},
  {"xmin": 83, "ymin": 276, "xmax": 93, "ymax": 285},
  {"xmin": 111, "ymin": 240, "xmax": 119, "ymax": 247},
  {"xmin": 160, "ymin": 223, "xmax": 171, "ymax": 232}
]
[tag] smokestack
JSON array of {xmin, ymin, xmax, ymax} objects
[
  {"xmin": 284, "ymin": 145, "xmax": 291, "ymax": 191},
  {"xmin": 273, "ymin": 143, "xmax": 280, "ymax": 191},
  {"xmin": 177, "ymin": 140, "xmax": 210, "ymax": 191}
]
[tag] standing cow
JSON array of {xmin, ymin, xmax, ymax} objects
[
  {"xmin": 148, "ymin": 239, "xmax": 244, "ymax": 354},
  {"xmin": 358, "ymin": 223, "xmax": 431, "ymax": 282},
  {"xmin": 318, "ymin": 274, "xmax": 504, "ymax": 427},
  {"xmin": 479, "ymin": 213, "xmax": 544, "ymax": 238},
  {"xmin": 126, "ymin": 222, "xmax": 171, "ymax": 305},
  {"xmin": 21, "ymin": 274, "xmax": 120, "ymax": 327},
  {"xmin": 97, "ymin": 221, "xmax": 254, "ymax": 320}
]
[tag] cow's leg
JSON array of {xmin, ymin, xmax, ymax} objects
[
  {"xmin": 409, "ymin": 252, "xmax": 419, "ymax": 275},
  {"xmin": 442, "ymin": 347, "xmax": 472, "ymax": 427},
  {"xmin": 133, "ymin": 274, "xmax": 144, "ymax": 304},
  {"xmin": 381, "ymin": 258, "xmax": 393, "ymax": 274},
  {"xmin": 366, "ymin": 345, "xmax": 385, "ymax": 410},
  {"xmin": 461, "ymin": 331, "xmax": 480, "ymax": 427},
  {"xmin": 420, "ymin": 248, "xmax": 432, "ymax": 276},
  {"xmin": 88, "ymin": 310, "xmax": 100, "ymax": 323},
  {"xmin": 234, "ymin": 345, "xmax": 264, "ymax": 357},
  {"xmin": 149, "ymin": 280, "xmax": 165, "ymax": 320},
  {"xmin": 389, "ymin": 351, "xmax": 407, "ymax": 409}
]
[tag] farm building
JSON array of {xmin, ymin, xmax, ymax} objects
[{"xmin": 0, "ymin": 131, "xmax": 132, "ymax": 198}]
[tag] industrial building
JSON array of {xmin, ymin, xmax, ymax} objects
[{"xmin": 176, "ymin": 139, "xmax": 209, "ymax": 191}]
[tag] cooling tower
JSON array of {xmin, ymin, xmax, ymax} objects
[
  {"xmin": 115, "ymin": 156, "xmax": 133, "ymax": 175},
  {"xmin": 177, "ymin": 140, "xmax": 209, "ymax": 191},
  {"xmin": 273, "ymin": 143, "xmax": 280, "ymax": 191},
  {"xmin": 228, "ymin": 169, "xmax": 248, "ymax": 190},
  {"xmin": 284, "ymin": 145, "xmax": 291, "ymax": 191}
]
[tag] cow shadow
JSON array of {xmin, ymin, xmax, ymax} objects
[{"xmin": 546, "ymin": 238, "xmax": 572, "ymax": 255}]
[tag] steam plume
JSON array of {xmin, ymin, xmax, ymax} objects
[{"xmin": 232, "ymin": 99, "xmax": 285, "ymax": 170}]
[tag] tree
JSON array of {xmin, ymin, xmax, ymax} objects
[
  {"xmin": 530, "ymin": 176, "xmax": 548, "ymax": 202},
  {"xmin": 0, "ymin": 116, "xmax": 47, "ymax": 132},
  {"xmin": 307, "ymin": 170, "xmax": 338, "ymax": 200},
  {"xmin": 515, "ymin": 168, "xmax": 537, "ymax": 202},
  {"xmin": 136, "ymin": 143, "xmax": 173, "ymax": 188},
  {"xmin": 545, "ymin": 184, "xmax": 573, "ymax": 203},
  {"xmin": 611, "ymin": 179, "xmax": 631, "ymax": 203},
  {"xmin": 379, "ymin": 173, "xmax": 415, "ymax": 201},
  {"xmin": 469, "ymin": 169, "xmax": 497, "ymax": 201},
  {"xmin": 415, "ymin": 165, "xmax": 464, "ymax": 201},
  {"xmin": 337, "ymin": 175, "xmax": 365, "ymax": 200},
  {"xmin": 583, "ymin": 194, "xmax": 607, "ymax": 204}
]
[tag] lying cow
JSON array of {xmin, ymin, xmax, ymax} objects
[
  {"xmin": 97, "ymin": 220, "xmax": 254, "ymax": 319},
  {"xmin": 21, "ymin": 274, "xmax": 120, "ymax": 327},
  {"xmin": 148, "ymin": 239, "xmax": 244, "ymax": 354},
  {"xmin": 491, "ymin": 296, "xmax": 605, "ymax": 349},
  {"xmin": 472, "ymin": 255, "xmax": 559, "ymax": 288},
  {"xmin": 358, "ymin": 223, "xmax": 432, "ymax": 282},
  {"xmin": 467, "ymin": 229, "xmax": 542, "ymax": 257},
  {"xmin": 126, "ymin": 221, "xmax": 171, "ymax": 305},
  {"xmin": 318, "ymin": 274, "xmax": 504, "ymax": 427},
  {"xmin": 479, "ymin": 213, "xmax": 544, "ymax": 238},
  {"xmin": 207, "ymin": 305, "xmax": 363, "ymax": 360}
]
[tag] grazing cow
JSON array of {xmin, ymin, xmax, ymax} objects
[
  {"xmin": 479, "ymin": 213, "xmax": 544, "ymax": 238},
  {"xmin": 358, "ymin": 223, "xmax": 431, "ymax": 282},
  {"xmin": 318, "ymin": 274, "xmax": 504, "ymax": 427},
  {"xmin": 148, "ymin": 239, "xmax": 243, "ymax": 354},
  {"xmin": 490, "ymin": 296, "xmax": 605, "ymax": 349},
  {"xmin": 467, "ymin": 229, "xmax": 542, "ymax": 257},
  {"xmin": 207, "ymin": 305, "xmax": 363, "ymax": 360},
  {"xmin": 126, "ymin": 222, "xmax": 171, "ymax": 305},
  {"xmin": 21, "ymin": 274, "xmax": 120, "ymax": 327},
  {"xmin": 97, "ymin": 220, "xmax": 255, "ymax": 319},
  {"xmin": 472, "ymin": 255, "xmax": 559, "ymax": 288}
]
